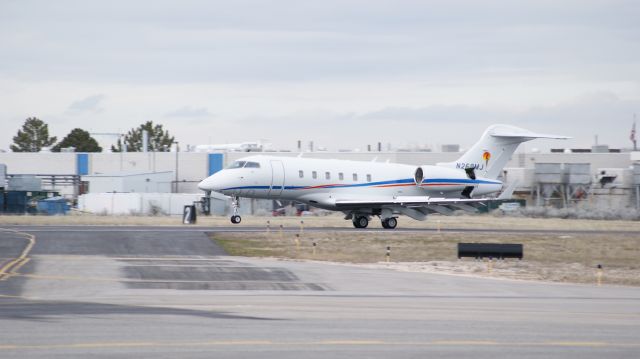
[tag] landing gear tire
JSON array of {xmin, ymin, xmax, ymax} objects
[
  {"xmin": 352, "ymin": 216, "xmax": 369, "ymax": 229},
  {"xmin": 382, "ymin": 217, "xmax": 397, "ymax": 229},
  {"xmin": 230, "ymin": 196, "xmax": 241, "ymax": 224}
]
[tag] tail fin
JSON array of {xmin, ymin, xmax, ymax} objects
[{"xmin": 440, "ymin": 124, "xmax": 569, "ymax": 179}]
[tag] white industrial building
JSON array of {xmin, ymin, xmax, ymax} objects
[
  {"xmin": 81, "ymin": 171, "xmax": 173, "ymax": 193},
  {"xmin": 77, "ymin": 192, "xmax": 227, "ymax": 216},
  {"xmin": 1, "ymin": 150, "xmax": 639, "ymax": 215}
]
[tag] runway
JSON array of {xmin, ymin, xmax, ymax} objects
[
  {"xmin": 1, "ymin": 226, "xmax": 639, "ymax": 358},
  {"xmin": 3, "ymin": 224, "xmax": 639, "ymax": 235}
]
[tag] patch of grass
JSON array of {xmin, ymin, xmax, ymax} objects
[
  {"xmin": 216, "ymin": 238, "xmax": 285, "ymax": 257},
  {"xmin": 210, "ymin": 231, "xmax": 640, "ymax": 286}
]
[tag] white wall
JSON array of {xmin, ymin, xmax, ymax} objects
[
  {"xmin": 78, "ymin": 192, "xmax": 227, "ymax": 215},
  {"xmin": 89, "ymin": 152, "xmax": 209, "ymax": 182},
  {"xmin": 519, "ymin": 153, "xmax": 632, "ymax": 171},
  {"xmin": 0, "ymin": 153, "xmax": 76, "ymax": 174},
  {"xmin": 82, "ymin": 172, "xmax": 173, "ymax": 193}
]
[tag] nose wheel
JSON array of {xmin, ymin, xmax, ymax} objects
[{"xmin": 230, "ymin": 196, "xmax": 241, "ymax": 224}]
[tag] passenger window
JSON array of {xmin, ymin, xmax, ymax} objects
[
  {"xmin": 339, "ymin": 172, "xmax": 344, "ymax": 181},
  {"xmin": 244, "ymin": 162, "xmax": 260, "ymax": 168},
  {"xmin": 353, "ymin": 173, "xmax": 358, "ymax": 181},
  {"xmin": 312, "ymin": 171, "xmax": 317, "ymax": 179},
  {"xmin": 299, "ymin": 170, "xmax": 304, "ymax": 178},
  {"xmin": 366, "ymin": 174, "xmax": 372, "ymax": 182},
  {"xmin": 325, "ymin": 172, "xmax": 330, "ymax": 180}
]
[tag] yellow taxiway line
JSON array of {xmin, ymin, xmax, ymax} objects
[{"xmin": 0, "ymin": 228, "xmax": 36, "ymax": 281}]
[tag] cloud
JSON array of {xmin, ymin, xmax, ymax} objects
[
  {"xmin": 164, "ymin": 106, "xmax": 212, "ymax": 118},
  {"xmin": 1, "ymin": 1, "xmax": 638, "ymax": 84},
  {"xmin": 359, "ymin": 105, "xmax": 507, "ymax": 123},
  {"xmin": 67, "ymin": 94, "xmax": 105, "ymax": 113},
  {"xmin": 0, "ymin": 1, "xmax": 638, "ymax": 151},
  {"xmin": 228, "ymin": 92, "xmax": 640, "ymax": 151}
]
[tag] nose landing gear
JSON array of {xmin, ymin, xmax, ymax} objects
[{"xmin": 230, "ymin": 196, "xmax": 241, "ymax": 224}]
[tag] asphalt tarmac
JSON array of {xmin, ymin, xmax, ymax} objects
[
  {"xmin": 0, "ymin": 225, "xmax": 639, "ymax": 358},
  {"xmin": 3, "ymin": 224, "xmax": 639, "ymax": 235}
]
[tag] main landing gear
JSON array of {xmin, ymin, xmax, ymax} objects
[
  {"xmin": 381, "ymin": 217, "xmax": 398, "ymax": 229},
  {"xmin": 352, "ymin": 215, "xmax": 369, "ymax": 229},
  {"xmin": 352, "ymin": 215, "xmax": 399, "ymax": 229},
  {"xmin": 230, "ymin": 196, "xmax": 241, "ymax": 224}
]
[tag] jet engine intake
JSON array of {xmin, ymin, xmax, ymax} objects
[{"xmin": 414, "ymin": 167, "xmax": 424, "ymax": 186}]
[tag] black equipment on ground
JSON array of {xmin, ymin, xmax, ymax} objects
[{"xmin": 457, "ymin": 243, "xmax": 523, "ymax": 259}]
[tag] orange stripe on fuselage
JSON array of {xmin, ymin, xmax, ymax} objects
[
  {"xmin": 374, "ymin": 183, "xmax": 416, "ymax": 188},
  {"xmin": 303, "ymin": 184, "xmax": 342, "ymax": 189}
]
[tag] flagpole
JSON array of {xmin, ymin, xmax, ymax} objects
[{"xmin": 633, "ymin": 113, "xmax": 637, "ymax": 151}]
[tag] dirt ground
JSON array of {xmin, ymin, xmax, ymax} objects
[{"xmin": 212, "ymin": 230, "xmax": 640, "ymax": 286}]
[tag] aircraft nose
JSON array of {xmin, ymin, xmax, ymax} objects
[
  {"xmin": 197, "ymin": 179, "xmax": 209, "ymax": 191},
  {"xmin": 198, "ymin": 175, "xmax": 218, "ymax": 192}
]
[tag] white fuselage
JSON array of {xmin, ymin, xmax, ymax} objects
[{"xmin": 198, "ymin": 155, "xmax": 502, "ymax": 210}]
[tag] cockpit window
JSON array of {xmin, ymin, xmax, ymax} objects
[
  {"xmin": 244, "ymin": 162, "xmax": 260, "ymax": 168},
  {"xmin": 227, "ymin": 160, "xmax": 260, "ymax": 169},
  {"xmin": 227, "ymin": 161, "xmax": 246, "ymax": 169}
]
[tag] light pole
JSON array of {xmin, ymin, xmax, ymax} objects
[{"xmin": 174, "ymin": 141, "xmax": 179, "ymax": 193}]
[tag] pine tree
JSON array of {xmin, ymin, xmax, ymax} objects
[
  {"xmin": 10, "ymin": 117, "xmax": 58, "ymax": 152},
  {"xmin": 111, "ymin": 121, "xmax": 175, "ymax": 152},
  {"xmin": 52, "ymin": 128, "xmax": 102, "ymax": 152}
]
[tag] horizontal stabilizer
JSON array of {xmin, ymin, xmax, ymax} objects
[
  {"xmin": 490, "ymin": 127, "xmax": 570, "ymax": 140},
  {"xmin": 440, "ymin": 124, "xmax": 570, "ymax": 179}
]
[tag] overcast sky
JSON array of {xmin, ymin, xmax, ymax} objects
[{"xmin": 1, "ymin": 0, "xmax": 639, "ymax": 152}]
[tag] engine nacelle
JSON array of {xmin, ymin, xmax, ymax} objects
[
  {"xmin": 417, "ymin": 165, "xmax": 503, "ymax": 197},
  {"xmin": 471, "ymin": 181, "xmax": 503, "ymax": 196},
  {"xmin": 416, "ymin": 165, "xmax": 471, "ymax": 192}
]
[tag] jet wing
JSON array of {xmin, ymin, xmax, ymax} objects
[
  {"xmin": 335, "ymin": 196, "xmax": 488, "ymax": 208},
  {"xmin": 334, "ymin": 196, "xmax": 490, "ymax": 220}
]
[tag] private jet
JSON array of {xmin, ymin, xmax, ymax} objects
[{"xmin": 198, "ymin": 124, "xmax": 568, "ymax": 229}]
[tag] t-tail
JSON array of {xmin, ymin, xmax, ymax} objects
[{"xmin": 439, "ymin": 124, "xmax": 569, "ymax": 179}]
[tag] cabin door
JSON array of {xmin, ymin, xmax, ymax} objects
[{"xmin": 269, "ymin": 160, "xmax": 285, "ymax": 196}]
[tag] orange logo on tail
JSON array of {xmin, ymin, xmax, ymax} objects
[{"xmin": 482, "ymin": 151, "xmax": 491, "ymax": 166}]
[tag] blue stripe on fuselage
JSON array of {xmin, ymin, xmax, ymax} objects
[
  {"xmin": 221, "ymin": 177, "xmax": 500, "ymax": 191},
  {"xmin": 285, "ymin": 178, "xmax": 415, "ymax": 190},
  {"xmin": 422, "ymin": 178, "xmax": 500, "ymax": 185},
  {"xmin": 221, "ymin": 185, "xmax": 272, "ymax": 190}
]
